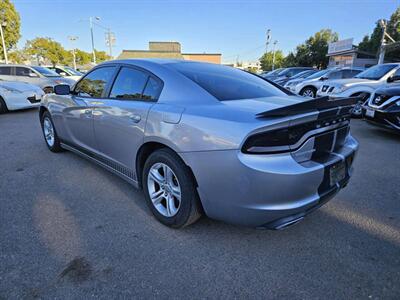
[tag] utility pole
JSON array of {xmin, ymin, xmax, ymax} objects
[
  {"xmin": 378, "ymin": 19, "xmax": 387, "ymax": 64},
  {"xmin": 272, "ymin": 40, "xmax": 278, "ymax": 70},
  {"xmin": 68, "ymin": 36, "xmax": 78, "ymax": 70},
  {"xmin": 0, "ymin": 22, "xmax": 8, "ymax": 64},
  {"xmin": 105, "ymin": 29, "xmax": 116, "ymax": 58}
]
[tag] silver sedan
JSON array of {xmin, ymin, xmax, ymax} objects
[{"xmin": 39, "ymin": 59, "xmax": 359, "ymax": 229}]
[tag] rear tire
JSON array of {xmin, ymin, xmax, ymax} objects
[
  {"xmin": 300, "ymin": 87, "xmax": 316, "ymax": 98},
  {"xmin": 143, "ymin": 148, "xmax": 202, "ymax": 228},
  {"xmin": 0, "ymin": 97, "xmax": 9, "ymax": 114},
  {"xmin": 40, "ymin": 111, "xmax": 63, "ymax": 152}
]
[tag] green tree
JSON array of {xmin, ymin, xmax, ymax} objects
[
  {"xmin": 358, "ymin": 6, "xmax": 400, "ymax": 59},
  {"xmin": 95, "ymin": 50, "xmax": 111, "ymax": 63},
  {"xmin": 75, "ymin": 49, "xmax": 92, "ymax": 65},
  {"xmin": 8, "ymin": 49, "xmax": 27, "ymax": 64},
  {"xmin": 294, "ymin": 29, "xmax": 338, "ymax": 68},
  {"xmin": 259, "ymin": 50, "xmax": 285, "ymax": 71},
  {"xmin": 25, "ymin": 37, "xmax": 69, "ymax": 66},
  {"xmin": 0, "ymin": 0, "xmax": 21, "ymax": 60},
  {"xmin": 283, "ymin": 52, "xmax": 297, "ymax": 67}
]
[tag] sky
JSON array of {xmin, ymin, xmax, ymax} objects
[{"xmin": 12, "ymin": 0, "xmax": 400, "ymax": 63}]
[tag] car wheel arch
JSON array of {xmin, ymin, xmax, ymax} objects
[
  {"xmin": 300, "ymin": 85, "xmax": 317, "ymax": 94},
  {"xmin": 39, "ymin": 106, "xmax": 48, "ymax": 119},
  {"xmin": 135, "ymin": 141, "xmax": 199, "ymax": 191}
]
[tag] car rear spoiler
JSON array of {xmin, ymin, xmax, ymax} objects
[{"xmin": 256, "ymin": 96, "xmax": 361, "ymax": 118}]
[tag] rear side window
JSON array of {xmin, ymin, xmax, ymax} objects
[
  {"xmin": 75, "ymin": 66, "xmax": 116, "ymax": 98},
  {"xmin": 110, "ymin": 67, "xmax": 148, "ymax": 100},
  {"xmin": 142, "ymin": 77, "xmax": 163, "ymax": 100},
  {"xmin": 0, "ymin": 66, "xmax": 12, "ymax": 75},
  {"xmin": 169, "ymin": 62, "xmax": 286, "ymax": 101}
]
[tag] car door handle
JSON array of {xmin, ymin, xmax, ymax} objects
[{"xmin": 130, "ymin": 114, "xmax": 141, "ymax": 123}]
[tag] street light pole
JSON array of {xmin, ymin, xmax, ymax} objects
[
  {"xmin": 68, "ymin": 36, "xmax": 78, "ymax": 70},
  {"xmin": 0, "ymin": 22, "xmax": 8, "ymax": 64},
  {"xmin": 89, "ymin": 17, "xmax": 100, "ymax": 64},
  {"xmin": 90, "ymin": 17, "xmax": 96, "ymax": 64},
  {"xmin": 266, "ymin": 29, "xmax": 271, "ymax": 54},
  {"xmin": 272, "ymin": 40, "xmax": 278, "ymax": 70}
]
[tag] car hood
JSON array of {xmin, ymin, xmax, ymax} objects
[
  {"xmin": 327, "ymin": 78, "xmax": 376, "ymax": 87},
  {"xmin": 0, "ymin": 81, "xmax": 43, "ymax": 93}
]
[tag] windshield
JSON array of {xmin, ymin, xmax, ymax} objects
[
  {"xmin": 169, "ymin": 62, "xmax": 287, "ymax": 101},
  {"xmin": 31, "ymin": 66, "xmax": 60, "ymax": 77},
  {"xmin": 355, "ymin": 64, "xmax": 398, "ymax": 80},
  {"xmin": 306, "ymin": 69, "xmax": 330, "ymax": 80},
  {"xmin": 266, "ymin": 68, "xmax": 283, "ymax": 76},
  {"xmin": 290, "ymin": 70, "xmax": 315, "ymax": 79},
  {"xmin": 64, "ymin": 66, "xmax": 83, "ymax": 76}
]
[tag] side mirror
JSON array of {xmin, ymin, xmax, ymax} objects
[
  {"xmin": 388, "ymin": 75, "xmax": 400, "ymax": 83},
  {"xmin": 29, "ymin": 72, "xmax": 39, "ymax": 78},
  {"xmin": 319, "ymin": 76, "xmax": 328, "ymax": 81},
  {"xmin": 54, "ymin": 84, "xmax": 70, "ymax": 95}
]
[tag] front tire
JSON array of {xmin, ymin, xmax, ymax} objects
[
  {"xmin": 0, "ymin": 97, "xmax": 9, "ymax": 114},
  {"xmin": 300, "ymin": 87, "xmax": 316, "ymax": 98},
  {"xmin": 143, "ymin": 148, "xmax": 202, "ymax": 228},
  {"xmin": 40, "ymin": 111, "xmax": 63, "ymax": 152}
]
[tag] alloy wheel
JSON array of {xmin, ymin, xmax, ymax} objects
[
  {"xmin": 147, "ymin": 162, "xmax": 181, "ymax": 217},
  {"xmin": 302, "ymin": 89, "xmax": 315, "ymax": 98},
  {"xmin": 43, "ymin": 117, "xmax": 55, "ymax": 147}
]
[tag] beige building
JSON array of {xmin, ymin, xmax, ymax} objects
[{"xmin": 118, "ymin": 41, "xmax": 221, "ymax": 64}]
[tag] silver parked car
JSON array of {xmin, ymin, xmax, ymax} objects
[
  {"xmin": 0, "ymin": 64, "xmax": 75, "ymax": 93},
  {"xmin": 39, "ymin": 59, "xmax": 359, "ymax": 229}
]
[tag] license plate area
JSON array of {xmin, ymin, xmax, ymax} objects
[
  {"xmin": 329, "ymin": 161, "xmax": 346, "ymax": 186},
  {"xmin": 365, "ymin": 108, "xmax": 375, "ymax": 118}
]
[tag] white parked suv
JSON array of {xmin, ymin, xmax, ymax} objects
[
  {"xmin": 316, "ymin": 63, "xmax": 400, "ymax": 116},
  {"xmin": 0, "ymin": 80, "xmax": 45, "ymax": 113},
  {"xmin": 292, "ymin": 68, "xmax": 363, "ymax": 98}
]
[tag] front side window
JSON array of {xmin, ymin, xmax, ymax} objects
[
  {"xmin": 109, "ymin": 67, "xmax": 148, "ymax": 100},
  {"xmin": 169, "ymin": 62, "xmax": 286, "ymax": 101},
  {"xmin": 0, "ymin": 66, "xmax": 12, "ymax": 75},
  {"xmin": 16, "ymin": 67, "xmax": 35, "ymax": 77},
  {"xmin": 74, "ymin": 66, "xmax": 116, "ymax": 98},
  {"xmin": 31, "ymin": 66, "xmax": 59, "ymax": 77},
  {"xmin": 327, "ymin": 71, "xmax": 342, "ymax": 80}
]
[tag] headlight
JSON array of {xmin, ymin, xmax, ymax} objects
[
  {"xmin": 332, "ymin": 86, "xmax": 348, "ymax": 94},
  {"xmin": 2, "ymin": 86, "xmax": 22, "ymax": 93},
  {"xmin": 55, "ymin": 80, "xmax": 68, "ymax": 85}
]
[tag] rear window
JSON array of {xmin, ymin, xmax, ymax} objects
[
  {"xmin": 168, "ymin": 62, "xmax": 286, "ymax": 101},
  {"xmin": 0, "ymin": 66, "xmax": 11, "ymax": 75}
]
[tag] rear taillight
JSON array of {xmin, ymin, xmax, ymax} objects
[{"xmin": 242, "ymin": 117, "xmax": 349, "ymax": 154}]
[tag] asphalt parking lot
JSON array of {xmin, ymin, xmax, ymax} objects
[{"xmin": 1, "ymin": 109, "xmax": 399, "ymax": 299}]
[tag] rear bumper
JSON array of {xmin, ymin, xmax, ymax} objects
[{"xmin": 181, "ymin": 135, "xmax": 358, "ymax": 227}]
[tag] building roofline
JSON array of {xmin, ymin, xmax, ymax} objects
[
  {"xmin": 182, "ymin": 53, "xmax": 222, "ymax": 56},
  {"xmin": 326, "ymin": 48, "xmax": 376, "ymax": 57}
]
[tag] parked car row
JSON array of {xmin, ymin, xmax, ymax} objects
[
  {"xmin": 0, "ymin": 64, "xmax": 82, "ymax": 113},
  {"xmin": 262, "ymin": 63, "xmax": 400, "ymax": 131}
]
